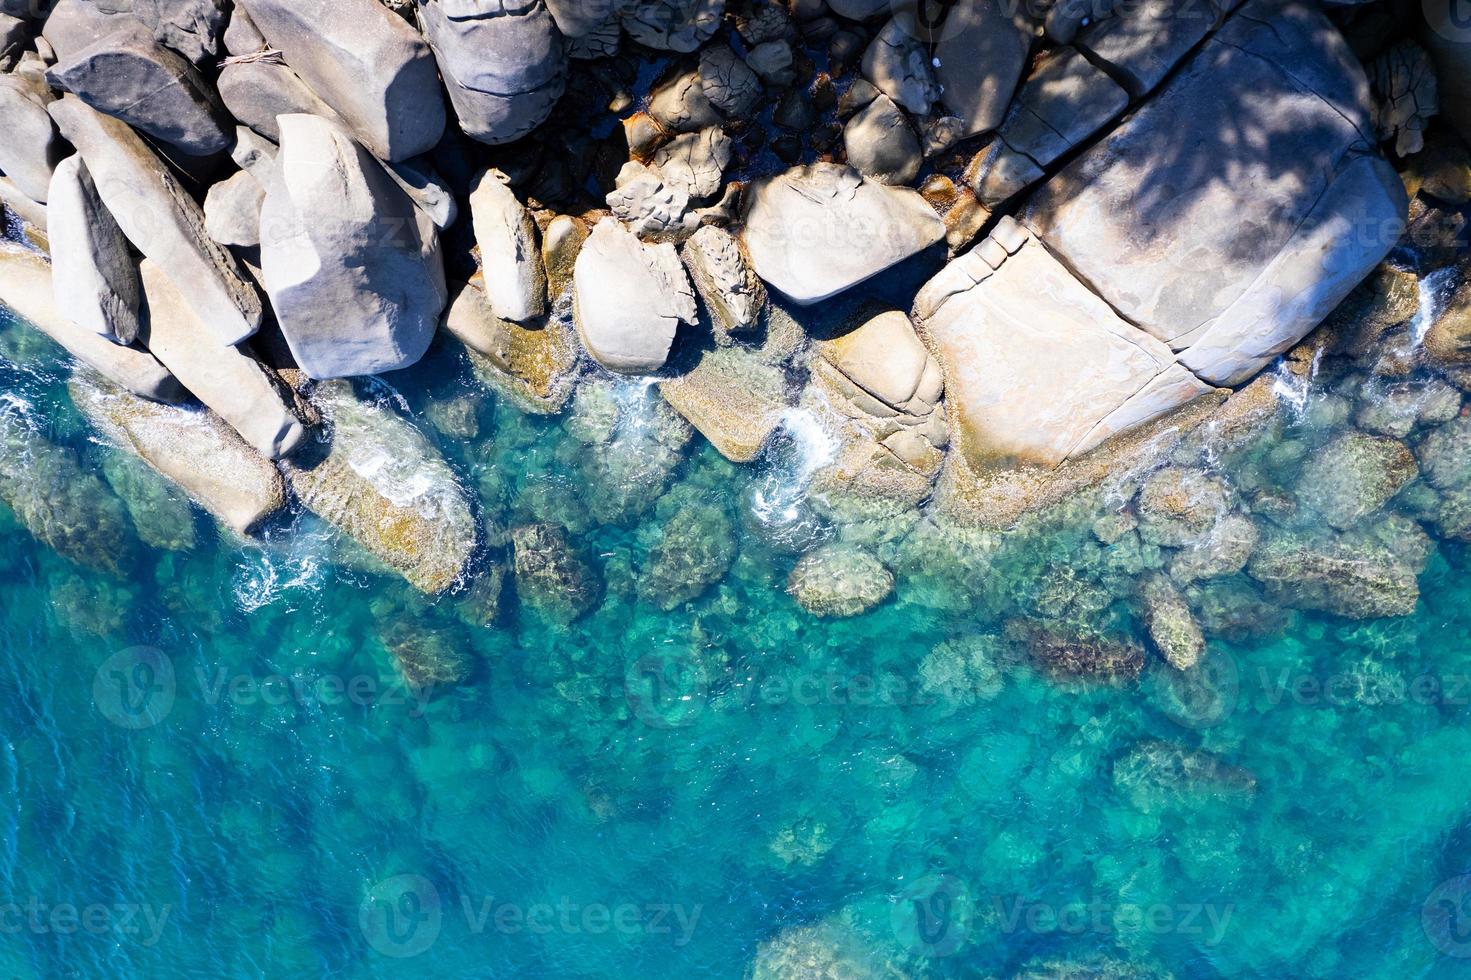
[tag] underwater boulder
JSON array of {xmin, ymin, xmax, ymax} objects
[
  {"xmin": 511, "ymin": 522, "xmax": 601, "ymax": 622},
  {"xmin": 636, "ymin": 497, "xmax": 736, "ymax": 611},
  {"xmin": 1294, "ymin": 431, "xmax": 1417, "ymax": 530},
  {"xmin": 1247, "ymin": 524, "xmax": 1424, "ymax": 619},
  {"xmin": 787, "ymin": 544, "xmax": 894, "ymax": 618}
]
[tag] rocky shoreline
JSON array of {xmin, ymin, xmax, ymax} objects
[{"xmin": 0, "ymin": 0, "xmax": 1470, "ymax": 664}]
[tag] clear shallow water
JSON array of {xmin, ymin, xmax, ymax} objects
[{"xmin": 4, "ymin": 303, "xmax": 1471, "ymax": 979}]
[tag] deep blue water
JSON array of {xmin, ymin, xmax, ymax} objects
[{"xmin": 5, "ymin": 293, "xmax": 1471, "ymax": 979}]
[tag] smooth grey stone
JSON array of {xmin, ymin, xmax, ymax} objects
[
  {"xmin": 203, "ymin": 169, "xmax": 264, "ymax": 246},
  {"xmin": 132, "ymin": 0, "xmax": 228, "ymax": 62},
  {"xmin": 218, "ymin": 59, "xmax": 337, "ymax": 143},
  {"xmin": 572, "ymin": 217, "xmax": 696, "ymax": 374},
  {"xmin": 47, "ymin": 154, "xmax": 143, "ymax": 343},
  {"xmin": 842, "ymin": 93, "xmax": 921, "ymax": 186},
  {"xmin": 0, "ymin": 74, "xmax": 64, "ymax": 202}
]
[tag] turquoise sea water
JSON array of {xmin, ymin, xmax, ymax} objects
[{"xmin": 6, "ymin": 294, "xmax": 1471, "ymax": 979}]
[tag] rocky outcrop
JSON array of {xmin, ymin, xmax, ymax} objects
[
  {"xmin": 136, "ymin": 260, "xmax": 308, "ymax": 461},
  {"xmin": 238, "ymin": 0, "xmax": 446, "ymax": 161},
  {"xmin": 916, "ymin": 218, "xmax": 1216, "ymax": 470},
  {"xmin": 70, "ymin": 373, "xmax": 287, "ymax": 536},
  {"xmin": 444, "ymin": 277, "xmax": 581, "ymax": 414},
  {"xmin": 1025, "ymin": 0, "xmax": 1407, "ymax": 387},
  {"xmin": 259, "ymin": 113, "xmax": 447, "ymax": 379},
  {"xmin": 418, "ymin": 0, "xmax": 566, "ymax": 146},
  {"xmin": 1072, "ymin": 0, "xmax": 1235, "ymax": 97},
  {"xmin": 46, "ymin": 20, "xmax": 232, "ymax": 155},
  {"xmin": 467, "ymin": 168, "xmax": 546, "ymax": 324},
  {"xmin": 658, "ymin": 343, "xmax": 789, "ymax": 463},
  {"xmin": 572, "ymin": 218, "xmax": 696, "ymax": 374},
  {"xmin": 48, "ymin": 96, "xmax": 264, "ymax": 345},
  {"xmin": 787, "ymin": 544, "xmax": 893, "ymax": 618},
  {"xmin": 0, "ymin": 73, "xmax": 64, "ymax": 203},
  {"xmin": 217, "ymin": 60, "xmax": 338, "ymax": 143},
  {"xmin": 680, "ymin": 225, "xmax": 764, "ymax": 342},
  {"xmin": 0, "ymin": 245, "xmax": 183, "ymax": 403},
  {"xmin": 1368, "ymin": 39, "xmax": 1437, "ymax": 157},
  {"xmin": 741, "ymin": 164, "xmax": 944, "ymax": 305},
  {"xmin": 281, "ymin": 381, "xmax": 476, "ymax": 593},
  {"xmin": 47, "ymin": 154, "xmax": 142, "ymax": 344}
]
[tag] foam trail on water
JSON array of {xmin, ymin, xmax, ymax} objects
[{"xmin": 748, "ymin": 408, "xmax": 837, "ymax": 533}]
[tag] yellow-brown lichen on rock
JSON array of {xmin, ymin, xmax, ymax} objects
[
  {"xmin": 443, "ymin": 276, "xmax": 582, "ymax": 414},
  {"xmin": 658, "ymin": 342, "xmax": 790, "ymax": 463},
  {"xmin": 281, "ymin": 380, "xmax": 477, "ymax": 594}
]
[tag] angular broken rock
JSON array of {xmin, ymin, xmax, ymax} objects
[
  {"xmin": 653, "ymin": 127, "xmax": 732, "ymax": 200},
  {"xmin": 137, "ymin": 259, "xmax": 307, "ymax": 460},
  {"xmin": 0, "ymin": 245, "xmax": 183, "ymax": 402},
  {"xmin": 238, "ymin": 0, "xmax": 446, "ymax": 161},
  {"xmin": 418, "ymin": 0, "xmax": 566, "ymax": 146},
  {"xmin": 46, "ymin": 20, "xmax": 233, "ymax": 155},
  {"xmin": 382, "ymin": 156, "xmax": 458, "ymax": 231},
  {"xmin": 131, "ymin": 0, "xmax": 229, "ymax": 63},
  {"xmin": 468, "ymin": 168, "xmax": 546, "ymax": 323},
  {"xmin": 681, "ymin": 225, "xmax": 765, "ymax": 341},
  {"xmin": 204, "ymin": 170, "xmax": 265, "ymax": 247},
  {"xmin": 621, "ymin": 0, "xmax": 723, "ymax": 52},
  {"xmin": 607, "ymin": 161, "xmax": 692, "ymax": 240},
  {"xmin": 259, "ymin": 113, "xmax": 447, "ymax": 379},
  {"xmin": 1073, "ymin": 0, "xmax": 1231, "ymax": 99},
  {"xmin": 573, "ymin": 218, "xmax": 696, "ymax": 374},
  {"xmin": 1025, "ymin": 0, "xmax": 1407, "ymax": 386},
  {"xmin": 861, "ymin": 17, "xmax": 939, "ymax": 116},
  {"xmin": 48, "ymin": 155, "xmax": 143, "ymax": 344},
  {"xmin": 843, "ymin": 93, "xmax": 921, "ymax": 186},
  {"xmin": 915, "ymin": 221, "xmax": 1215, "ymax": 470},
  {"xmin": 70, "ymin": 373, "xmax": 287, "ymax": 536},
  {"xmin": 281, "ymin": 380, "xmax": 477, "ymax": 594},
  {"xmin": 218, "ymin": 60, "xmax": 339, "ymax": 143},
  {"xmin": 0, "ymin": 75, "xmax": 64, "ymax": 205},
  {"xmin": 48, "ymin": 96, "xmax": 264, "ymax": 345},
  {"xmin": 698, "ymin": 44, "xmax": 761, "ymax": 121},
  {"xmin": 647, "ymin": 68, "xmax": 722, "ymax": 133},
  {"xmin": 740, "ymin": 163, "xmax": 944, "ymax": 305}
]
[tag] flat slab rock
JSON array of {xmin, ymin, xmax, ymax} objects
[
  {"xmin": 740, "ymin": 163, "xmax": 944, "ymax": 305},
  {"xmin": 916, "ymin": 221, "xmax": 1216, "ymax": 470},
  {"xmin": 1024, "ymin": 0, "xmax": 1407, "ymax": 386}
]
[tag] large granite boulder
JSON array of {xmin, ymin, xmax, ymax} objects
[
  {"xmin": 131, "ymin": 0, "xmax": 229, "ymax": 63},
  {"xmin": 914, "ymin": 218, "xmax": 1216, "ymax": 470},
  {"xmin": 467, "ymin": 168, "xmax": 546, "ymax": 323},
  {"xmin": 418, "ymin": 0, "xmax": 566, "ymax": 146},
  {"xmin": 740, "ymin": 163, "xmax": 944, "ymax": 305},
  {"xmin": 0, "ymin": 74, "xmax": 64, "ymax": 203},
  {"xmin": 843, "ymin": 94, "xmax": 922, "ymax": 186},
  {"xmin": 927, "ymin": 0, "xmax": 1034, "ymax": 137},
  {"xmin": 0, "ymin": 245, "xmax": 183, "ymax": 403},
  {"xmin": 1024, "ymin": 0, "xmax": 1407, "ymax": 386},
  {"xmin": 281, "ymin": 380, "xmax": 477, "ymax": 593},
  {"xmin": 47, "ymin": 154, "xmax": 143, "ymax": 345},
  {"xmin": 41, "ymin": 0, "xmax": 130, "ymax": 61},
  {"xmin": 46, "ymin": 19, "xmax": 232, "ymax": 155},
  {"xmin": 572, "ymin": 218, "xmax": 696, "ymax": 374},
  {"xmin": 47, "ymin": 96, "xmax": 264, "ymax": 345},
  {"xmin": 70, "ymin": 373, "xmax": 287, "ymax": 536},
  {"xmin": 1073, "ymin": 0, "xmax": 1237, "ymax": 98},
  {"xmin": 217, "ymin": 60, "xmax": 339, "ymax": 143},
  {"xmin": 237, "ymin": 0, "xmax": 446, "ymax": 161},
  {"xmin": 136, "ymin": 260, "xmax": 308, "ymax": 460},
  {"xmin": 259, "ymin": 113, "xmax": 447, "ymax": 379}
]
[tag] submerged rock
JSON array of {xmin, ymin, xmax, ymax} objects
[
  {"xmin": 511, "ymin": 522, "xmax": 600, "ymax": 622},
  {"xmin": 658, "ymin": 343, "xmax": 789, "ymax": 464},
  {"xmin": 70, "ymin": 373, "xmax": 288, "ymax": 536},
  {"xmin": 1247, "ymin": 525, "xmax": 1424, "ymax": 619},
  {"xmin": 1027, "ymin": 628, "xmax": 1146, "ymax": 682},
  {"xmin": 99, "ymin": 449, "xmax": 197, "ymax": 552},
  {"xmin": 0, "ymin": 400, "xmax": 136, "ymax": 573},
  {"xmin": 637, "ymin": 497, "xmax": 736, "ymax": 610},
  {"xmin": 1140, "ymin": 575, "xmax": 1204, "ymax": 670},
  {"xmin": 259, "ymin": 113, "xmax": 447, "ymax": 379},
  {"xmin": 1137, "ymin": 468, "xmax": 1231, "ymax": 548},
  {"xmin": 1295, "ymin": 431, "xmax": 1417, "ymax": 529},
  {"xmin": 282, "ymin": 381, "xmax": 477, "ymax": 593},
  {"xmin": 787, "ymin": 544, "xmax": 893, "ymax": 618},
  {"xmin": 1113, "ymin": 740, "xmax": 1256, "ymax": 812},
  {"xmin": 238, "ymin": 0, "xmax": 446, "ymax": 161}
]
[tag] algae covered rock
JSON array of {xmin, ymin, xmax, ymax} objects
[
  {"xmin": 918, "ymin": 634, "xmax": 1004, "ymax": 715},
  {"xmin": 511, "ymin": 522, "xmax": 600, "ymax": 622},
  {"xmin": 1137, "ymin": 468, "xmax": 1231, "ymax": 547},
  {"xmin": 1112, "ymin": 740, "xmax": 1257, "ymax": 813},
  {"xmin": 787, "ymin": 544, "xmax": 893, "ymax": 618},
  {"xmin": 0, "ymin": 402, "xmax": 136, "ymax": 573},
  {"xmin": 445, "ymin": 278, "xmax": 582, "ymax": 414},
  {"xmin": 658, "ymin": 343, "xmax": 789, "ymax": 464},
  {"xmin": 1140, "ymin": 575, "xmax": 1204, "ymax": 670},
  {"xmin": 1247, "ymin": 525, "xmax": 1423, "ymax": 619},
  {"xmin": 1295, "ymin": 431, "xmax": 1417, "ymax": 529},
  {"xmin": 637, "ymin": 497, "xmax": 736, "ymax": 610},
  {"xmin": 100, "ymin": 449, "xmax": 197, "ymax": 552},
  {"xmin": 282, "ymin": 381, "xmax": 476, "ymax": 593}
]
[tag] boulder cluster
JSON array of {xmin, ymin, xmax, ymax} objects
[{"xmin": 0, "ymin": 0, "xmax": 1454, "ymax": 632}]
